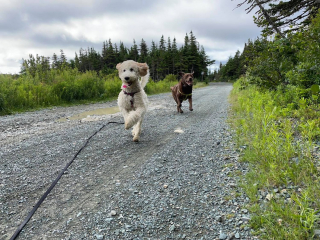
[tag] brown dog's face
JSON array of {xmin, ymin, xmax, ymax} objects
[{"xmin": 180, "ymin": 72, "xmax": 194, "ymax": 86}]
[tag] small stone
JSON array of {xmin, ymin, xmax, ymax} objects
[
  {"xmin": 77, "ymin": 212, "xmax": 82, "ymax": 217},
  {"xmin": 163, "ymin": 184, "xmax": 168, "ymax": 189},
  {"xmin": 110, "ymin": 210, "xmax": 117, "ymax": 216},
  {"xmin": 125, "ymin": 224, "xmax": 132, "ymax": 229},
  {"xmin": 219, "ymin": 232, "xmax": 227, "ymax": 239},
  {"xmin": 169, "ymin": 224, "xmax": 175, "ymax": 231},
  {"xmin": 95, "ymin": 234, "xmax": 104, "ymax": 240},
  {"xmin": 235, "ymin": 232, "xmax": 240, "ymax": 239},
  {"xmin": 241, "ymin": 209, "xmax": 248, "ymax": 213},
  {"xmin": 314, "ymin": 229, "xmax": 320, "ymax": 238},
  {"xmin": 280, "ymin": 189, "xmax": 287, "ymax": 194},
  {"xmin": 266, "ymin": 193, "xmax": 273, "ymax": 201},
  {"xmin": 242, "ymin": 216, "xmax": 251, "ymax": 222},
  {"xmin": 215, "ymin": 215, "xmax": 223, "ymax": 222}
]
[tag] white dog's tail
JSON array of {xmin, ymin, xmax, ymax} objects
[{"xmin": 140, "ymin": 70, "xmax": 149, "ymax": 89}]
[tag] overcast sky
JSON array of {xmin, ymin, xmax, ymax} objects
[{"xmin": 0, "ymin": 0, "xmax": 262, "ymax": 74}]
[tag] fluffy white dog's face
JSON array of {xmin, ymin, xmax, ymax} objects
[{"xmin": 116, "ymin": 60, "xmax": 148, "ymax": 85}]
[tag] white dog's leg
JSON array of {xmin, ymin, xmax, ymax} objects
[
  {"xmin": 132, "ymin": 119, "xmax": 142, "ymax": 142},
  {"xmin": 121, "ymin": 110, "xmax": 130, "ymax": 129},
  {"xmin": 125, "ymin": 107, "xmax": 146, "ymax": 130}
]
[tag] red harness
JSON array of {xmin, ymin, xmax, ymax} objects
[{"xmin": 123, "ymin": 90, "xmax": 139, "ymax": 108}]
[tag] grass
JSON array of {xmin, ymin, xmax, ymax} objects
[
  {"xmin": 229, "ymin": 80, "xmax": 320, "ymax": 239},
  {"xmin": 0, "ymin": 70, "xmax": 208, "ymax": 116}
]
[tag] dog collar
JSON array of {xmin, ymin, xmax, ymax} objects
[
  {"xmin": 178, "ymin": 89, "xmax": 192, "ymax": 96},
  {"xmin": 123, "ymin": 90, "xmax": 139, "ymax": 97}
]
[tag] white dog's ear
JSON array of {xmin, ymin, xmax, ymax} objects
[
  {"xmin": 137, "ymin": 63, "xmax": 149, "ymax": 76},
  {"xmin": 116, "ymin": 63, "xmax": 122, "ymax": 70}
]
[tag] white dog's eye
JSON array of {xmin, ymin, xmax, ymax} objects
[
  {"xmin": 123, "ymin": 69, "xmax": 126, "ymax": 72},
  {"xmin": 130, "ymin": 68, "xmax": 134, "ymax": 72}
]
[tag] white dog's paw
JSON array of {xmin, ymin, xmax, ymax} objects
[
  {"xmin": 125, "ymin": 121, "xmax": 133, "ymax": 130},
  {"xmin": 133, "ymin": 136, "xmax": 140, "ymax": 142}
]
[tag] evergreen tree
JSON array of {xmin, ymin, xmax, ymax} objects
[
  {"xmin": 166, "ymin": 37, "xmax": 173, "ymax": 74},
  {"xmin": 52, "ymin": 53, "xmax": 59, "ymax": 69},
  {"xmin": 188, "ymin": 31, "xmax": 201, "ymax": 76},
  {"xmin": 149, "ymin": 41, "xmax": 159, "ymax": 80},
  {"xmin": 236, "ymin": 0, "xmax": 320, "ymax": 36},
  {"xmin": 128, "ymin": 39, "xmax": 139, "ymax": 61},
  {"xmin": 114, "ymin": 43, "xmax": 119, "ymax": 64},
  {"xmin": 87, "ymin": 47, "xmax": 101, "ymax": 72},
  {"xmin": 171, "ymin": 37, "xmax": 180, "ymax": 75},
  {"xmin": 139, "ymin": 38, "xmax": 148, "ymax": 63},
  {"xmin": 119, "ymin": 41, "xmax": 128, "ymax": 62},
  {"xmin": 60, "ymin": 49, "xmax": 67, "ymax": 67},
  {"xmin": 74, "ymin": 52, "xmax": 80, "ymax": 70},
  {"xmin": 157, "ymin": 35, "xmax": 167, "ymax": 79}
]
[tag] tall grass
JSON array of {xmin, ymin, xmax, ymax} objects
[
  {"xmin": 0, "ymin": 70, "xmax": 206, "ymax": 115},
  {"xmin": 0, "ymin": 69, "xmax": 115, "ymax": 114},
  {"xmin": 229, "ymin": 79, "xmax": 320, "ymax": 239}
]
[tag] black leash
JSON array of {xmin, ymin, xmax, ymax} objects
[{"xmin": 10, "ymin": 121, "xmax": 124, "ymax": 240}]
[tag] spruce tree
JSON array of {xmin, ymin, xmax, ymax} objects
[
  {"xmin": 51, "ymin": 53, "xmax": 59, "ymax": 69},
  {"xmin": 236, "ymin": 0, "xmax": 320, "ymax": 35},
  {"xmin": 129, "ymin": 39, "xmax": 139, "ymax": 61},
  {"xmin": 119, "ymin": 41, "xmax": 128, "ymax": 62},
  {"xmin": 139, "ymin": 38, "xmax": 148, "ymax": 63}
]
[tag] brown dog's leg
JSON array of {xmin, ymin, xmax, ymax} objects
[
  {"xmin": 171, "ymin": 91, "xmax": 178, "ymax": 104},
  {"xmin": 188, "ymin": 97, "xmax": 193, "ymax": 111},
  {"xmin": 177, "ymin": 99, "xmax": 183, "ymax": 113}
]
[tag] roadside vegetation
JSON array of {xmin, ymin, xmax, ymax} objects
[
  {"xmin": 0, "ymin": 31, "xmax": 211, "ymax": 115},
  {"xmin": 223, "ymin": 3, "xmax": 320, "ymax": 239}
]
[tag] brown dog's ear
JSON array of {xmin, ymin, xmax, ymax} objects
[
  {"xmin": 116, "ymin": 63, "xmax": 122, "ymax": 70},
  {"xmin": 137, "ymin": 63, "xmax": 149, "ymax": 76},
  {"xmin": 191, "ymin": 71, "xmax": 194, "ymax": 76}
]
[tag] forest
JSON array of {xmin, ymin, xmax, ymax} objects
[{"xmin": 20, "ymin": 31, "xmax": 214, "ymax": 82}]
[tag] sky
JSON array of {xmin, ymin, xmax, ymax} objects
[{"xmin": 0, "ymin": 0, "xmax": 262, "ymax": 74}]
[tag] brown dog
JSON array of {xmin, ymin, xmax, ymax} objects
[{"xmin": 170, "ymin": 72, "xmax": 194, "ymax": 113}]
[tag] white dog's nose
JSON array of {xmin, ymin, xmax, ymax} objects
[{"xmin": 125, "ymin": 77, "xmax": 130, "ymax": 81}]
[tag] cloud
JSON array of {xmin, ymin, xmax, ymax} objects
[{"xmin": 0, "ymin": 0, "xmax": 261, "ymax": 74}]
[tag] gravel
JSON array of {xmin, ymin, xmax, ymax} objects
[{"xmin": 0, "ymin": 83, "xmax": 257, "ymax": 240}]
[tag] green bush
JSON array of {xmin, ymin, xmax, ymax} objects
[
  {"xmin": 246, "ymin": 10, "xmax": 320, "ymax": 93},
  {"xmin": 1, "ymin": 67, "xmax": 205, "ymax": 115}
]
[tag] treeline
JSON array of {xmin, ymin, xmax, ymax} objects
[
  {"xmin": 21, "ymin": 31, "xmax": 214, "ymax": 82},
  {"xmin": 216, "ymin": 10, "xmax": 320, "ymax": 98},
  {"xmin": 214, "ymin": 37, "xmax": 266, "ymax": 82}
]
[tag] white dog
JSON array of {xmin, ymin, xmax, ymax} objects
[{"xmin": 116, "ymin": 60, "xmax": 149, "ymax": 142}]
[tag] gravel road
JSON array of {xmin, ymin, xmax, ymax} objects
[{"xmin": 1, "ymin": 83, "xmax": 256, "ymax": 240}]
